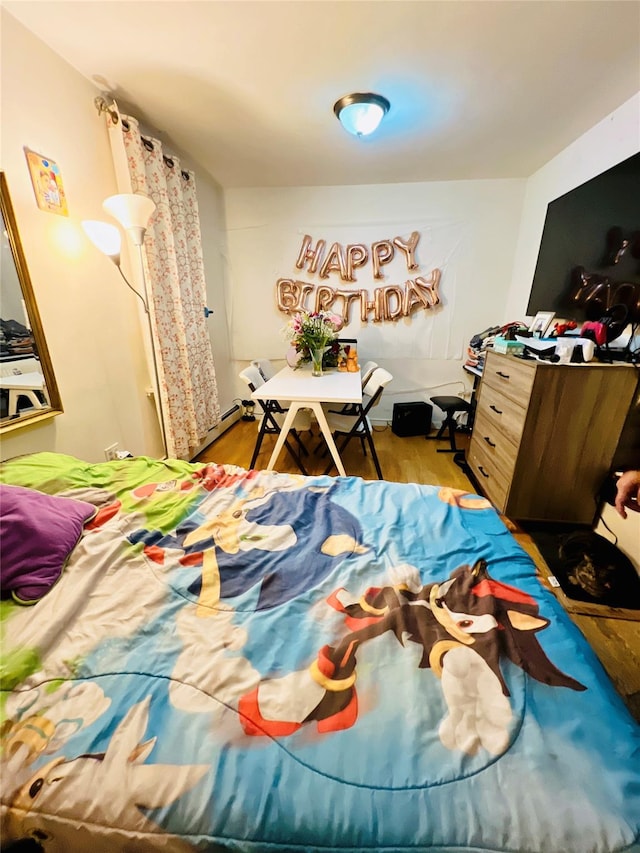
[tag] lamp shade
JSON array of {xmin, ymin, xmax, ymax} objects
[
  {"xmin": 81, "ymin": 220, "xmax": 121, "ymax": 263},
  {"xmin": 334, "ymin": 93, "xmax": 390, "ymax": 137},
  {"xmin": 103, "ymin": 193, "xmax": 156, "ymax": 246}
]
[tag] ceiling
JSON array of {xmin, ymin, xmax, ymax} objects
[{"xmin": 4, "ymin": 1, "xmax": 640, "ymax": 189}]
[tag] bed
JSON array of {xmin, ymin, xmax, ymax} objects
[{"xmin": 1, "ymin": 451, "xmax": 638, "ymax": 853}]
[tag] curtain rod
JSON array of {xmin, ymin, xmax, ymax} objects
[
  {"xmin": 139, "ymin": 136, "xmax": 191, "ymax": 182},
  {"xmin": 95, "ymin": 95, "xmax": 190, "ymax": 182},
  {"xmin": 94, "ymin": 95, "xmax": 119, "ymax": 124}
]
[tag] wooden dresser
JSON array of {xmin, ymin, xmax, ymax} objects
[{"xmin": 467, "ymin": 351, "xmax": 639, "ymax": 523}]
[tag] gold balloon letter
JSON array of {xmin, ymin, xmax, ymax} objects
[
  {"xmin": 372, "ymin": 240, "xmax": 395, "ymax": 279},
  {"xmin": 276, "ymin": 279, "xmax": 301, "ymax": 312},
  {"xmin": 336, "ymin": 289, "xmax": 362, "ymax": 325},
  {"xmin": 393, "ymin": 231, "xmax": 420, "ymax": 270},
  {"xmin": 345, "ymin": 244, "xmax": 368, "ymax": 282},
  {"xmin": 319, "ymin": 242, "xmax": 347, "ymax": 280},
  {"xmin": 402, "ymin": 270, "xmax": 441, "ymax": 316},
  {"xmin": 275, "ymin": 279, "xmax": 315, "ymax": 313},
  {"xmin": 315, "ymin": 286, "xmax": 336, "ymax": 312},
  {"xmin": 360, "ymin": 290, "xmax": 374, "ymax": 323},
  {"xmin": 416, "ymin": 270, "xmax": 441, "ymax": 307},
  {"xmin": 382, "ymin": 286, "xmax": 405, "ymax": 321},
  {"xmin": 296, "ymin": 235, "xmax": 325, "ymax": 275}
]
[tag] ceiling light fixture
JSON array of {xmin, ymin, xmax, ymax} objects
[{"xmin": 333, "ymin": 93, "xmax": 390, "ymax": 138}]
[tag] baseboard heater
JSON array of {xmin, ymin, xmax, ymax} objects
[
  {"xmin": 221, "ymin": 404, "xmax": 240, "ymax": 421},
  {"xmin": 190, "ymin": 405, "xmax": 241, "ymax": 461}
]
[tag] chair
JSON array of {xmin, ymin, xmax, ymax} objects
[
  {"xmin": 239, "ymin": 366, "xmax": 312, "ymax": 473},
  {"xmin": 322, "ymin": 367, "xmax": 393, "ymax": 479},
  {"xmin": 251, "ymin": 359, "xmax": 277, "ymax": 381},
  {"xmin": 251, "ymin": 359, "xmax": 298, "ymax": 408},
  {"xmin": 324, "ymin": 359, "xmax": 379, "ymax": 418},
  {"xmin": 427, "ymin": 396, "xmax": 472, "ymax": 452},
  {"xmin": 360, "ymin": 360, "xmax": 378, "ymax": 388}
]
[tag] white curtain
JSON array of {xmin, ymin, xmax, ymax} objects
[{"xmin": 106, "ymin": 109, "xmax": 220, "ymax": 459}]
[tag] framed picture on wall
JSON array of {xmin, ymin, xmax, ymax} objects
[
  {"xmin": 529, "ymin": 311, "xmax": 555, "ymax": 336},
  {"xmin": 24, "ymin": 149, "xmax": 68, "ymax": 216}
]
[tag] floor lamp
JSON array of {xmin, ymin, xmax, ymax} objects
[{"xmin": 82, "ymin": 193, "xmax": 168, "ymax": 458}]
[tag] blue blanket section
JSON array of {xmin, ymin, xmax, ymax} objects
[{"xmin": 2, "ymin": 457, "xmax": 639, "ymax": 852}]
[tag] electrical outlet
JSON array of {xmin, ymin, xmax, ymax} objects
[{"xmin": 104, "ymin": 443, "xmax": 119, "ymax": 461}]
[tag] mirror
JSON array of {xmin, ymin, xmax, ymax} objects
[{"xmin": 1, "ymin": 171, "xmax": 62, "ymax": 433}]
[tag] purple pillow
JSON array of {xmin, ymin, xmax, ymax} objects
[{"xmin": 0, "ymin": 484, "xmax": 96, "ymax": 604}]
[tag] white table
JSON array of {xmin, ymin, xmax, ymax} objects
[
  {"xmin": 252, "ymin": 365, "xmax": 362, "ymax": 476},
  {"xmin": 0, "ymin": 371, "xmax": 48, "ymax": 417}
]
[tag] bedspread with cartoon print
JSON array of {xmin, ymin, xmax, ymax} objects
[{"xmin": 1, "ymin": 452, "xmax": 639, "ymax": 853}]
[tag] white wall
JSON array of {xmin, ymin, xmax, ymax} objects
[
  {"xmin": 0, "ymin": 12, "xmax": 234, "ymax": 462},
  {"xmin": 225, "ymin": 179, "xmax": 526, "ymax": 422},
  {"xmin": 505, "ymin": 92, "xmax": 640, "ymax": 570}
]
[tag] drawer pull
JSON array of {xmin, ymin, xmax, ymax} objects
[
  {"xmin": 489, "ymin": 404, "xmax": 503, "ymax": 415},
  {"xmin": 496, "ymin": 371, "xmax": 510, "ymax": 380},
  {"xmin": 478, "ymin": 465, "xmax": 490, "ymax": 478},
  {"xmin": 483, "ymin": 436, "xmax": 496, "ymax": 448}
]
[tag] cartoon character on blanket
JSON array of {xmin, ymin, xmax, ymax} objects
[
  {"xmin": 128, "ymin": 475, "xmax": 586, "ymax": 756},
  {"xmin": 3, "ymin": 695, "xmax": 206, "ymax": 852},
  {"xmin": 239, "ymin": 559, "xmax": 586, "ymax": 754}
]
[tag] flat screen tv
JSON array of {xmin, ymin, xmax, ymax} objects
[{"xmin": 527, "ymin": 152, "xmax": 640, "ymax": 324}]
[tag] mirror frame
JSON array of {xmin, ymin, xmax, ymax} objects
[{"xmin": 1, "ymin": 171, "xmax": 63, "ymax": 434}]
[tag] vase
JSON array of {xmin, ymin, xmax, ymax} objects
[{"xmin": 311, "ymin": 347, "xmax": 325, "ymax": 377}]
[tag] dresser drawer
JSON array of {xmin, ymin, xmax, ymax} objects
[
  {"xmin": 482, "ymin": 353, "xmax": 535, "ymax": 408},
  {"xmin": 470, "ymin": 409, "xmax": 518, "ymax": 476},
  {"xmin": 467, "ymin": 439, "xmax": 510, "ymax": 511},
  {"xmin": 475, "ymin": 383, "xmax": 527, "ymax": 447}
]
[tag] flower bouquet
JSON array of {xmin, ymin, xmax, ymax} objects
[{"xmin": 284, "ymin": 310, "xmax": 344, "ymax": 375}]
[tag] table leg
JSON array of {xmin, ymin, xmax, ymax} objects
[
  {"xmin": 309, "ymin": 402, "xmax": 346, "ymax": 477},
  {"xmin": 264, "ymin": 403, "xmax": 301, "ymax": 471},
  {"xmin": 23, "ymin": 390, "xmax": 45, "ymax": 409},
  {"xmin": 7, "ymin": 388, "xmax": 45, "ymax": 417}
]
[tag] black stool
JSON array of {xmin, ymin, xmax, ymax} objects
[{"xmin": 426, "ymin": 396, "xmax": 472, "ymax": 452}]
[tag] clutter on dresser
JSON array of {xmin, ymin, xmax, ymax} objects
[
  {"xmin": 493, "ymin": 337, "xmax": 524, "ymax": 355},
  {"xmin": 514, "ymin": 334, "xmax": 596, "ymax": 363},
  {"xmin": 465, "ymin": 321, "xmax": 527, "ymax": 371},
  {"xmin": 467, "ymin": 315, "xmax": 637, "ymax": 370},
  {"xmin": 551, "ymin": 319, "xmax": 578, "ymax": 337}
]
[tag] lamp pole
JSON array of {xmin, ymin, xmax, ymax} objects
[
  {"xmin": 133, "ymin": 243, "xmax": 168, "ymax": 459},
  {"xmin": 112, "ymin": 240, "xmax": 168, "ymax": 458}
]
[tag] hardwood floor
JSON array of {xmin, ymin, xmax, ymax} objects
[
  {"xmin": 196, "ymin": 417, "xmax": 474, "ymax": 487},
  {"xmin": 195, "ymin": 418, "xmax": 640, "ymax": 721}
]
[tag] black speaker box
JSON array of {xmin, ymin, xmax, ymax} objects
[{"xmin": 392, "ymin": 402, "xmax": 432, "ymax": 437}]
